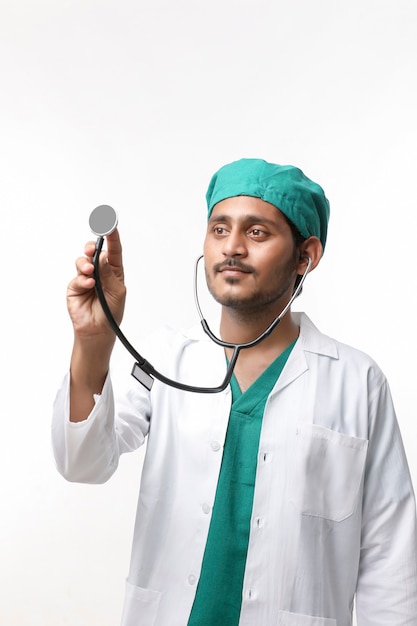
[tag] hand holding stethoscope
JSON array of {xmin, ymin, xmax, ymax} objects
[{"xmin": 67, "ymin": 206, "xmax": 126, "ymax": 347}]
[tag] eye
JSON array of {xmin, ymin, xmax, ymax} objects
[
  {"xmin": 248, "ymin": 227, "xmax": 268, "ymax": 239},
  {"xmin": 212, "ymin": 225, "xmax": 229, "ymax": 236}
]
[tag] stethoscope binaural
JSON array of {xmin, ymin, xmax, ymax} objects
[{"xmin": 89, "ymin": 204, "xmax": 312, "ymax": 394}]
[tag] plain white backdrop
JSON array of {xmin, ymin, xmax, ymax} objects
[{"xmin": 1, "ymin": 0, "xmax": 416, "ymax": 623}]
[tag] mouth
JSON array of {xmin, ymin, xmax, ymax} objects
[
  {"xmin": 220, "ymin": 268, "xmax": 248, "ymax": 276},
  {"xmin": 215, "ymin": 261, "xmax": 253, "ymax": 275}
]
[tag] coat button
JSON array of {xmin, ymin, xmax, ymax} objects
[
  {"xmin": 201, "ymin": 503, "xmax": 211, "ymax": 514},
  {"xmin": 188, "ymin": 574, "xmax": 197, "ymax": 585},
  {"xmin": 210, "ymin": 440, "xmax": 221, "ymax": 451}
]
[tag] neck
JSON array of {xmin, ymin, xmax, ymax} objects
[
  {"xmin": 220, "ymin": 307, "xmax": 299, "ymax": 392},
  {"xmin": 219, "ymin": 306, "xmax": 299, "ymax": 348}
]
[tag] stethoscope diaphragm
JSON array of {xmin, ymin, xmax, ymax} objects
[{"xmin": 89, "ymin": 205, "xmax": 118, "ymax": 237}]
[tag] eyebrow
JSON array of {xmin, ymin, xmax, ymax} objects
[{"xmin": 208, "ymin": 213, "xmax": 279, "ymax": 227}]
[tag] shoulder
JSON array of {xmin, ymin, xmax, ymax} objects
[{"xmin": 297, "ymin": 312, "xmax": 387, "ymax": 388}]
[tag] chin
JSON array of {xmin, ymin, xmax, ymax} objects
[{"xmin": 211, "ymin": 291, "xmax": 261, "ymax": 311}]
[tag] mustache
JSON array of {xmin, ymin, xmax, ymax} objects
[{"xmin": 213, "ymin": 259, "xmax": 255, "ymax": 273}]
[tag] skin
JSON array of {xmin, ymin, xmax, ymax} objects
[{"xmin": 67, "ymin": 196, "xmax": 322, "ymax": 420}]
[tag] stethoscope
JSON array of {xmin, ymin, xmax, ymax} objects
[{"xmin": 89, "ymin": 204, "xmax": 312, "ymax": 394}]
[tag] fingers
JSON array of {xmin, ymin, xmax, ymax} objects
[
  {"xmin": 69, "ymin": 256, "xmax": 96, "ymax": 294},
  {"xmin": 76, "ymin": 253, "xmax": 95, "ymax": 274},
  {"xmin": 70, "ymin": 229, "xmax": 125, "ymax": 296},
  {"xmin": 83, "ymin": 240, "xmax": 97, "ymax": 260},
  {"xmin": 71, "ymin": 244, "xmax": 99, "ymax": 293},
  {"xmin": 83, "ymin": 229, "xmax": 123, "ymax": 276},
  {"xmin": 105, "ymin": 229, "xmax": 124, "ymax": 276}
]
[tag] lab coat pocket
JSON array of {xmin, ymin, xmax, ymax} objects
[
  {"xmin": 120, "ymin": 580, "xmax": 162, "ymax": 626},
  {"xmin": 291, "ymin": 423, "xmax": 368, "ymax": 522},
  {"xmin": 278, "ymin": 610, "xmax": 337, "ymax": 625}
]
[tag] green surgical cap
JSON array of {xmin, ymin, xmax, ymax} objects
[{"xmin": 206, "ymin": 158, "xmax": 330, "ymax": 251}]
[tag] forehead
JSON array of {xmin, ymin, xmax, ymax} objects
[{"xmin": 209, "ymin": 195, "xmax": 286, "ymax": 224}]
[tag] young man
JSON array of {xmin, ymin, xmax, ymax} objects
[{"xmin": 52, "ymin": 158, "xmax": 417, "ymax": 625}]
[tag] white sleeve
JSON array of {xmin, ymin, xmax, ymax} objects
[
  {"xmin": 356, "ymin": 379, "xmax": 417, "ymax": 625},
  {"xmin": 51, "ymin": 370, "xmax": 151, "ymax": 484}
]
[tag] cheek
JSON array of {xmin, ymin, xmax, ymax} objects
[
  {"xmin": 202, "ymin": 241, "xmax": 215, "ymax": 278},
  {"xmin": 265, "ymin": 251, "xmax": 297, "ymax": 280},
  {"xmin": 203, "ymin": 237, "xmax": 215, "ymax": 262}
]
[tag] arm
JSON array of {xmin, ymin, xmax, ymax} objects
[
  {"xmin": 356, "ymin": 379, "xmax": 417, "ymax": 625},
  {"xmin": 66, "ymin": 229, "xmax": 126, "ymax": 422},
  {"xmin": 52, "ymin": 228, "xmax": 140, "ymax": 484}
]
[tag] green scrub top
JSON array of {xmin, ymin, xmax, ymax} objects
[{"xmin": 187, "ymin": 339, "xmax": 297, "ymax": 626}]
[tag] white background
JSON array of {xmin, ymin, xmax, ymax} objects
[{"xmin": 1, "ymin": 0, "xmax": 416, "ymax": 624}]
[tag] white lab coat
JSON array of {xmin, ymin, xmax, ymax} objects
[{"xmin": 52, "ymin": 313, "xmax": 417, "ymax": 626}]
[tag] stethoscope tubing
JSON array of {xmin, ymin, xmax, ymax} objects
[{"xmin": 93, "ymin": 237, "xmax": 311, "ymax": 393}]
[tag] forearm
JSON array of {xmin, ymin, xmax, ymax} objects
[
  {"xmin": 69, "ymin": 334, "xmax": 115, "ymax": 422},
  {"xmin": 52, "ymin": 371, "xmax": 120, "ymax": 483},
  {"xmin": 52, "ymin": 365, "xmax": 151, "ymax": 484}
]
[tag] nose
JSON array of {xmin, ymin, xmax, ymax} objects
[{"xmin": 222, "ymin": 228, "xmax": 248, "ymax": 258}]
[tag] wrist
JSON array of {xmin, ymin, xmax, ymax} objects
[{"xmin": 70, "ymin": 336, "xmax": 114, "ymax": 390}]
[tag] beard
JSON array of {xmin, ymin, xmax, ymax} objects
[{"xmin": 205, "ymin": 259, "xmax": 297, "ymax": 320}]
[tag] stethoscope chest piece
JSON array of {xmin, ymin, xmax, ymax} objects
[{"xmin": 89, "ymin": 205, "xmax": 118, "ymax": 237}]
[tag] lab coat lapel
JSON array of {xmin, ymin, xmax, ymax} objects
[{"xmin": 269, "ymin": 313, "xmax": 338, "ymax": 397}]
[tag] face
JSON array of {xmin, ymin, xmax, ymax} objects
[{"xmin": 203, "ymin": 196, "xmax": 300, "ymax": 315}]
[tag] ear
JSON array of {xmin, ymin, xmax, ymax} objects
[{"xmin": 296, "ymin": 236, "xmax": 323, "ymax": 275}]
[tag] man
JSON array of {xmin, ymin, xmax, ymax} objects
[{"xmin": 52, "ymin": 158, "xmax": 417, "ymax": 625}]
